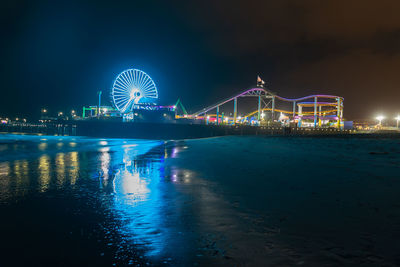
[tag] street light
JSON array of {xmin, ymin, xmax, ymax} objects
[
  {"xmin": 395, "ymin": 115, "xmax": 400, "ymax": 128},
  {"xmin": 376, "ymin": 115, "xmax": 385, "ymax": 127}
]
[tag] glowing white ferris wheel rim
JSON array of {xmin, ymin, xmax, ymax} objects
[{"xmin": 111, "ymin": 69, "xmax": 158, "ymax": 113}]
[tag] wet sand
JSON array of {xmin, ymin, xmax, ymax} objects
[
  {"xmin": 0, "ymin": 134, "xmax": 399, "ymax": 266},
  {"xmin": 166, "ymin": 136, "xmax": 400, "ymax": 266}
]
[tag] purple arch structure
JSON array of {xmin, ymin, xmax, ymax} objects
[
  {"xmin": 191, "ymin": 88, "xmax": 343, "ymax": 116},
  {"xmin": 190, "ymin": 87, "xmax": 344, "ymax": 128}
]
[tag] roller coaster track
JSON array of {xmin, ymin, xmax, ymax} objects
[
  {"xmin": 243, "ymin": 108, "xmax": 339, "ymax": 119},
  {"xmin": 191, "ymin": 87, "xmax": 343, "ymax": 117},
  {"xmin": 189, "ymin": 87, "xmax": 344, "ymax": 128}
]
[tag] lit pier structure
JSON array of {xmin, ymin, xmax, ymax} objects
[
  {"xmin": 186, "ymin": 87, "xmax": 344, "ymax": 128},
  {"xmin": 82, "ymin": 68, "xmax": 176, "ymax": 122},
  {"xmin": 80, "ymin": 68, "xmax": 344, "ymax": 129}
]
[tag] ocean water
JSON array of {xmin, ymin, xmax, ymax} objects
[{"xmin": 0, "ymin": 133, "xmax": 400, "ymax": 266}]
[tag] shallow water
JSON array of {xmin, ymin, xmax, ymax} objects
[{"xmin": 0, "ymin": 134, "xmax": 400, "ymax": 266}]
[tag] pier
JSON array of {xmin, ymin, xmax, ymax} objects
[{"xmin": 1, "ymin": 120, "xmax": 355, "ymax": 139}]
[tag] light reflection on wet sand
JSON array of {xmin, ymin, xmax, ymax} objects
[
  {"xmin": 0, "ymin": 162, "xmax": 11, "ymax": 200},
  {"xmin": 0, "ymin": 134, "xmax": 315, "ymax": 266},
  {"xmin": 38, "ymin": 154, "xmax": 51, "ymax": 192},
  {"xmin": 3, "ymin": 134, "xmax": 382, "ymax": 266},
  {"xmin": 55, "ymin": 152, "xmax": 65, "ymax": 187},
  {"xmin": 68, "ymin": 151, "xmax": 79, "ymax": 185}
]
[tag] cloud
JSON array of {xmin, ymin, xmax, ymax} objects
[
  {"xmin": 178, "ymin": 0, "xmax": 400, "ymax": 57},
  {"xmin": 176, "ymin": 0, "xmax": 400, "ymax": 119},
  {"xmin": 284, "ymin": 49, "xmax": 400, "ymax": 119}
]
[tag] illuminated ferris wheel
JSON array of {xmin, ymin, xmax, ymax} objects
[{"xmin": 111, "ymin": 69, "xmax": 158, "ymax": 113}]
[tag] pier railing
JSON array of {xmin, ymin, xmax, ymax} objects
[
  {"xmin": 0, "ymin": 121, "xmax": 354, "ymax": 138},
  {"xmin": 0, "ymin": 122, "xmax": 77, "ymax": 136}
]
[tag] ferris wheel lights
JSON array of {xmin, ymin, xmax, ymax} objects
[{"xmin": 111, "ymin": 69, "xmax": 158, "ymax": 113}]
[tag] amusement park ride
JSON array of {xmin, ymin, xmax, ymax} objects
[
  {"xmin": 188, "ymin": 87, "xmax": 344, "ymax": 128},
  {"xmin": 82, "ymin": 69, "xmax": 175, "ymax": 122},
  {"xmin": 82, "ymin": 68, "xmax": 345, "ymax": 129}
]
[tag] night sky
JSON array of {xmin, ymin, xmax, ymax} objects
[{"xmin": 1, "ymin": 0, "xmax": 400, "ymax": 120}]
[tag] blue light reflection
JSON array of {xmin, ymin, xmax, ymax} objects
[{"xmin": 99, "ymin": 140, "xmax": 175, "ymax": 257}]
